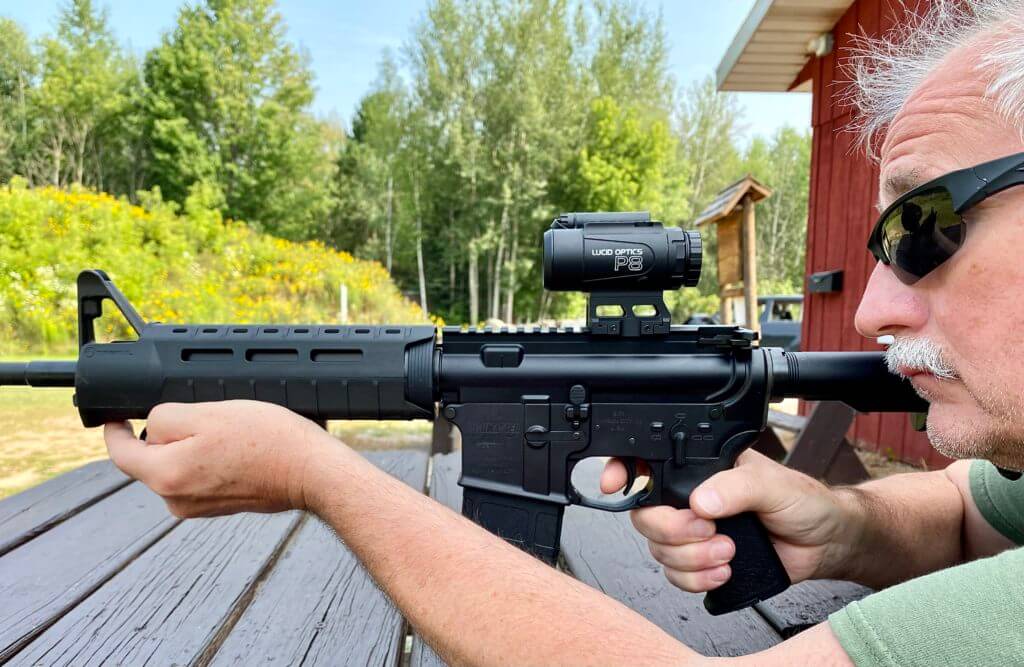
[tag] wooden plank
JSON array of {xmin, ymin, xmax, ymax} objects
[
  {"xmin": 821, "ymin": 117, "xmax": 850, "ymax": 352},
  {"xmin": 410, "ymin": 452, "xmax": 460, "ymax": 667},
  {"xmin": 755, "ymin": 580, "xmax": 871, "ymax": 638},
  {"xmin": 810, "ymin": 119, "xmax": 835, "ymax": 353},
  {"xmin": 413, "ymin": 455, "xmax": 779, "ymax": 661},
  {"xmin": 784, "ymin": 402, "xmax": 866, "ymax": 481},
  {"xmin": 431, "ymin": 416, "xmax": 454, "ymax": 455},
  {"xmin": 0, "ymin": 482, "xmax": 177, "ymax": 661},
  {"xmin": 558, "ymin": 457, "xmax": 781, "ymax": 656},
  {"xmin": 207, "ymin": 450, "xmax": 428, "ymax": 667},
  {"xmin": 560, "ymin": 506, "xmax": 782, "ymax": 656},
  {"xmin": 10, "ymin": 511, "xmax": 301, "ymax": 665},
  {"xmin": 767, "ymin": 410, "xmax": 807, "ymax": 433},
  {"xmin": 752, "ymin": 427, "xmax": 788, "ymax": 461},
  {"xmin": 0, "ymin": 459, "xmax": 131, "ymax": 557}
]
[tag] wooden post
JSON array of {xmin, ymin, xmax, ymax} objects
[{"xmin": 741, "ymin": 194, "xmax": 759, "ymax": 333}]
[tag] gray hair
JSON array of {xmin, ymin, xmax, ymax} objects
[{"xmin": 844, "ymin": 0, "xmax": 1024, "ymax": 158}]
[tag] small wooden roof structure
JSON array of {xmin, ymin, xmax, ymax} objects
[{"xmin": 694, "ymin": 175, "xmax": 773, "ymax": 227}]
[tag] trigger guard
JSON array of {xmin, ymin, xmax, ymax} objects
[
  {"xmin": 568, "ymin": 457, "xmax": 653, "ymax": 513},
  {"xmin": 622, "ymin": 458, "xmax": 637, "ymax": 496}
]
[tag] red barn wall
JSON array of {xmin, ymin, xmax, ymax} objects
[{"xmin": 801, "ymin": 0, "xmax": 950, "ymax": 468}]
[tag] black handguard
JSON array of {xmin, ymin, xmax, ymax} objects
[{"xmin": 1, "ymin": 212, "xmax": 928, "ymax": 617}]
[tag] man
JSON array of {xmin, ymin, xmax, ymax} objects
[{"xmin": 105, "ymin": 2, "xmax": 1024, "ymax": 664}]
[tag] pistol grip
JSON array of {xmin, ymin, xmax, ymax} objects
[
  {"xmin": 462, "ymin": 488, "xmax": 565, "ymax": 565},
  {"xmin": 703, "ymin": 511, "xmax": 791, "ymax": 615}
]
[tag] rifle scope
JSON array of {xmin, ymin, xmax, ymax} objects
[{"xmin": 543, "ymin": 212, "xmax": 703, "ymax": 292}]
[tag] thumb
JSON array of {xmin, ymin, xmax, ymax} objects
[
  {"xmin": 689, "ymin": 450, "xmax": 798, "ymax": 520},
  {"xmin": 105, "ymin": 421, "xmax": 157, "ymax": 480}
]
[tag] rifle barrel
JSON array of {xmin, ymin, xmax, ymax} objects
[{"xmin": 0, "ymin": 361, "xmax": 76, "ymax": 387}]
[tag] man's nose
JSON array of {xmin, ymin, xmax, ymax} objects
[{"xmin": 854, "ymin": 261, "xmax": 928, "ymax": 338}]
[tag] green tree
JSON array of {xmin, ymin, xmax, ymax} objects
[
  {"xmin": 0, "ymin": 18, "xmax": 36, "ymax": 184},
  {"xmin": 589, "ymin": 0, "xmax": 673, "ymax": 110},
  {"xmin": 331, "ymin": 0, "xmax": 683, "ymax": 325},
  {"xmin": 676, "ymin": 75, "xmax": 744, "ymax": 295},
  {"xmin": 31, "ymin": 0, "xmax": 134, "ymax": 189},
  {"xmin": 742, "ymin": 126, "xmax": 812, "ymax": 292},
  {"xmin": 346, "ymin": 54, "xmax": 409, "ymax": 273},
  {"xmin": 404, "ymin": 0, "xmax": 489, "ymax": 323},
  {"xmin": 554, "ymin": 96, "xmax": 682, "ymax": 214},
  {"xmin": 142, "ymin": 0, "xmax": 336, "ymax": 238}
]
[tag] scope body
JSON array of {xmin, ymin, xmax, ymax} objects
[{"xmin": 543, "ymin": 212, "xmax": 702, "ymax": 292}]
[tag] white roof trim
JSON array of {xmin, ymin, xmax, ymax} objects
[{"xmin": 716, "ymin": 0, "xmax": 854, "ymax": 93}]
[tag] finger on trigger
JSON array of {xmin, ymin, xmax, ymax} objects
[{"xmin": 600, "ymin": 458, "xmax": 627, "ymax": 494}]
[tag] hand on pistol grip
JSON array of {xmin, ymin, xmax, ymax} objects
[{"xmin": 602, "ymin": 451, "xmax": 847, "ymax": 614}]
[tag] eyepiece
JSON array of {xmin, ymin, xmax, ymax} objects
[{"xmin": 543, "ymin": 211, "xmax": 702, "ymax": 292}]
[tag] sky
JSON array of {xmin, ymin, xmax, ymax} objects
[{"xmin": 2, "ymin": 1, "xmax": 811, "ymax": 142}]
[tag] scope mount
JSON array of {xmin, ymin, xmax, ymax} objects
[{"xmin": 587, "ymin": 291, "xmax": 671, "ymax": 337}]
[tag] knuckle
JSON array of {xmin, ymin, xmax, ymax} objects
[
  {"xmin": 648, "ymin": 539, "xmax": 663, "ymax": 562},
  {"xmin": 665, "ymin": 544, "xmax": 708, "ymax": 571},
  {"xmin": 630, "ymin": 507, "xmax": 658, "ymax": 536},
  {"xmin": 165, "ymin": 501, "xmax": 189, "ymax": 519},
  {"xmin": 663, "ymin": 567, "xmax": 703, "ymax": 593},
  {"xmin": 660, "ymin": 513, "xmax": 689, "ymax": 544},
  {"xmin": 152, "ymin": 466, "xmax": 186, "ymax": 497},
  {"xmin": 634, "ymin": 506, "xmax": 683, "ymax": 544}
]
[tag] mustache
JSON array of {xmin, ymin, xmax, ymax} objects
[{"xmin": 884, "ymin": 337, "xmax": 959, "ymax": 380}]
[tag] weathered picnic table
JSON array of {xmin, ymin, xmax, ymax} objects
[{"xmin": 0, "ymin": 449, "xmax": 870, "ymax": 665}]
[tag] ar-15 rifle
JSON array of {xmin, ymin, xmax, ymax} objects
[{"xmin": 0, "ymin": 211, "xmax": 926, "ymax": 615}]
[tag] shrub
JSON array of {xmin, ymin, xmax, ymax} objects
[{"xmin": 0, "ymin": 179, "xmax": 429, "ymax": 354}]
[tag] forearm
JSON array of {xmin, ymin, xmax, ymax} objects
[
  {"xmin": 305, "ymin": 438, "xmax": 700, "ymax": 667},
  {"xmin": 823, "ymin": 470, "xmax": 963, "ymax": 589}
]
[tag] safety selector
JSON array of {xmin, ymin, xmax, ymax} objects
[{"xmin": 563, "ymin": 384, "xmax": 589, "ymax": 430}]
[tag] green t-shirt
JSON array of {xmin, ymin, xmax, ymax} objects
[{"xmin": 828, "ymin": 461, "xmax": 1024, "ymax": 666}]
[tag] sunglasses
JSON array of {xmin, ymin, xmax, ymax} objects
[{"xmin": 867, "ymin": 152, "xmax": 1024, "ymax": 284}]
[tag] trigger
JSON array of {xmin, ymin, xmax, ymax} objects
[{"xmin": 622, "ymin": 458, "xmax": 637, "ymax": 496}]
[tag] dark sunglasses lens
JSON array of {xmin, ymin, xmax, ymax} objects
[{"xmin": 880, "ymin": 188, "xmax": 964, "ymax": 283}]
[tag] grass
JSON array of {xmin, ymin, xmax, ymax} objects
[
  {"xmin": 0, "ymin": 382, "xmax": 433, "ymax": 500},
  {"xmin": 0, "ymin": 387, "xmax": 106, "ymax": 498}
]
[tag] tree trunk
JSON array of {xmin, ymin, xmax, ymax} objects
[
  {"xmin": 503, "ymin": 206, "xmax": 518, "ymax": 323},
  {"xmin": 469, "ymin": 242, "xmax": 479, "ymax": 325},
  {"xmin": 413, "ymin": 183, "xmax": 428, "ymax": 314},
  {"xmin": 75, "ymin": 138, "xmax": 85, "ymax": 186},
  {"xmin": 51, "ymin": 136, "xmax": 62, "ymax": 187},
  {"xmin": 491, "ymin": 182, "xmax": 510, "ymax": 321},
  {"xmin": 485, "ymin": 240, "xmax": 494, "ymax": 318},
  {"xmin": 417, "ymin": 237, "xmax": 428, "ymax": 313},
  {"xmin": 766, "ymin": 153, "xmax": 790, "ymax": 282},
  {"xmin": 503, "ymin": 167, "xmax": 520, "ymax": 323},
  {"xmin": 385, "ymin": 173, "xmax": 394, "ymax": 273},
  {"xmin": 448, "ymin": 210, "xmax": 456, "ymax": 306},
  {"xmin": 537, "ymin": 289, "xmax": 549, "ymax": 322},
  {"xmin": 17, "ymin": 73, "xmax": 26, "ymax": 141},
  {"xmin": 491, "ymin": 239, "xmax": 505, "ymax": 321}
]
